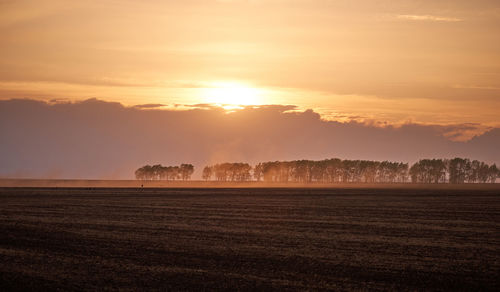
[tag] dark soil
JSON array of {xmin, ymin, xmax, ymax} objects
[{"xmin": 0, "ymin": 187, "xmax": 499, "ymax": 291}]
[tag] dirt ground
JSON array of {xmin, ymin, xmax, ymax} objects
[{"xmin": 0, "ymin": 187, "xmax": 499, "ymax": 291}]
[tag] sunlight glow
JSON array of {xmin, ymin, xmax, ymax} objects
[{"xmin": 202, "ymin": 82, "xmax": 263, "ymax": 108}]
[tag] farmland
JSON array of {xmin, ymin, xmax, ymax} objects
[{"xmin": 0, "ymin": 187, "xmax": 499, "ymax": 291}]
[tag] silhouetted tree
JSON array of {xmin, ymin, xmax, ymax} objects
[
  {"xmin": 410, "ymin": 159, "xmax": 446, "ymax": 183},
  {"xmin": 208, "ymin": 162, "xmax": 253, "ymax": 182},
  {"xmin": 488, "ymin": 164, "xmax": 499, "ymax": 183},
  {"xmin": 202, "ymin": 166, "xmax": 213, "ymax": 181},
  {"xmin": 448, "ymin": 158, "xmax": 470, "ymax": 184},
  {"xmin": 180, "ymin": 164, "xmax": 195, "ymax": 180},
  {"xmin": 134, "ymin": 164, "xmax": 194, "ymax": 181},
  {"xmin": 253, "ymin": 163, "xmax": 263, "ymax": 181},
  {"xmin": 134, "ymin": 165, "xmax": 150, "ymax": 180}
]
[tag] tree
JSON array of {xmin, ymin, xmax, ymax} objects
[
  {"xmin": 468, "ymin": 160, "xmax": 480, "ymax": 183},
  {"xmin": 324, "ymin": 158, "xmax": 342, "ymax": 183},
  {"xmin": 410, "ymin": 159, "xmax": 446, "ymax": 183},
  {"xmin": 134, "ymin": 163, "xmax": 194, "ymax": 181},
  {"xmin": 262, "ymin": 161, "xmax": 280, "ymax": 182},
  {"xmin": 488, "ymin": 164, "xmax": 499, "ymax": 183},
  {"xmin": 207, "ymin": 162, "xmax": 253, "ymax": 182},
  {"xmin": 448, "ymin": 158, "xmax": 470, "ymax": 184},
  {"xmin": 180, "ymin": 164, "xmax": 195, "ymax": 180},
  {"xmin": 254, "ymin": 163, "xmax": 263, "ymax": 181},
  {"xmin": 202, "ymin": 166, "xmax": 213, "ymax": 181},
  {"xmin": 134, "ymin": 165, "xmax": 149, "ymax": 180}
]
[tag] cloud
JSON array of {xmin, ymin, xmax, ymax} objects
[
  {"xmin": 429, "ymin": 123, "xmax": 491, "ymax": 141},
  {"xmin": 452, "ymin": 85, "xmax": 500, "ymax": 91},
  {"xmin": 397, "ymin": 15, "xmax": 463, "ymax": 22},
  {"xmin": 134, "ymin": 103, "xmax": 166, "ymax": 109},
  {"xmin": 0, "ymin": 98, "xmax": 498, "ymax": 179}
]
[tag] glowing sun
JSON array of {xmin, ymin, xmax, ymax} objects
[{"xmin": 203, "ymin": 82, "xmax": 262, "ymax": 107}]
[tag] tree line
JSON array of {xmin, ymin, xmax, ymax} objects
[
  {"xmin": 135, "ymin": 164, "xmax": 194, "ymax": 181},
  {"xmin": 410, "ymin": 158, "xmax": 498, "ymax": 183},
  {"xmin": 202, "ymin": 163, "xmax": 252, "ymax": 182},
  {"xmin": 201, "ymin": 158, "xmax": 498, "ymax": 184},
  {"xmin": 136, "ymin": 158, "xmax": 499, "ymax": 183},
  {"xmin": 204, "ymin": 159, "xmax": 409, "ymax": 183}
]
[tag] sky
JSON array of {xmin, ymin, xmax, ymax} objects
[{"xmin": 0, "ymin": 1, "xmax": 499, "ymax": 178}]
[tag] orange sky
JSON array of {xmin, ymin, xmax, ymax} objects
[{"xmin": 1, "ymin": 0, "xmax": 499, "ymax": 132}]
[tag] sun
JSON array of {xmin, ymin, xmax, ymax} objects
[{"xmin": 202, "ymin": 82, "xmax": 262, "ymax": 108}]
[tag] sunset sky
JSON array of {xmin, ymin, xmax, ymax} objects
[
  {"xmin": 1, "ymin": 0, "xmax": 499, "ymax": 130},
  {"xmin": 1, "ymin": 1, "xmax": 500, "ymax": 178}
]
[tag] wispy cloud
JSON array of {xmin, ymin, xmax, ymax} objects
[
  {"xmin": 134, "ymin": 104, "xmax": 166, "ymax": 109},
  {"xmin": 452, "ymin": 85, "xmax": 500, "ymax": 90},
  {"xmin": 397, "ymin": 15, "xmax": 463, "ymax": 22}
]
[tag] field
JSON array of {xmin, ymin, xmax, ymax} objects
[{"xmin": 0, "ymin": 187, "xmax": 499, "ymax": 291}]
